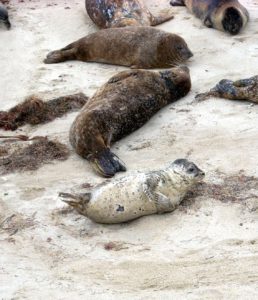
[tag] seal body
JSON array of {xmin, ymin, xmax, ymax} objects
[
  {"xmin": 170, "ymin": 0, "xmax": 249, "ymax": 35},
  {"xmin": 60, "ymin": 159, "xmax": 205, "ymax": 224},
  {"xmin": 44, "ymin": 26, "xmax": 193, "ymax": 68},
  {"xmin": 85, "ymin": 0, "xmax": 174, "ymax": 28},
  {"xmin": 0, "ymin": 4, "xmax": 11, "ymax": 29},
  {"xmin": 69, "ymin": 66, "xmax": 191, "ymax": 177},
  {"xmin": 196, "ymin": 76, "xmax": 258, "ymax": 103}
]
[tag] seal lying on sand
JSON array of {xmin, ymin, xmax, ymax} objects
[
  {"xmin": 69, "ymin": 66, "xmax": 191, "ymax": 177},
  {"xmin": 60, "ymin": 159, "xmax": 205, "ymax": 224},
  {"xmin": 44, "ymin": 26, "xmax": 193, "ymax": 68},
  {"xmin": 85, "ymin": 0, "xmax": 174, "ymax": 28},
  {"xmin": 0, "ymin": 4, "xmax": 11, "ymax": 29},
  {"xmin": 196, "ymin": 75, "xmax": 258, "ymax": 103},
  {"xmin": 170, "ymin": 0, "xmax": 249, "ymax": 35}
]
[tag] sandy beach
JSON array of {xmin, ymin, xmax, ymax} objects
[{"xmin": 1, "ymin": 0, "xmax": 258, "ymax": 299}]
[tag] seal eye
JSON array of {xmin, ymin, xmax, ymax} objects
[{"xmin": 188, "ymin": 167, "xmax": 195, "ymax": 173}]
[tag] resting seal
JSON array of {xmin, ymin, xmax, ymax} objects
[
  {"xmin": 196, "ymin": 75, "xmax": 258, "ymax": 103},
  {"xmin": 170, "ymin": 0, "xmax": 249, "ymax": 35},
  {"xmin": 0, "ymin": 4, "xmax": 11, "ymax": 29},
  {"xmin": 85, "ymin": 0, "xmax": 174, "ymax": 28},
  {"xmin": 60, "ymin": 159, "xmax": 205, "ymax": 224},
  {"xmin": 69, "ymin": 66, "xmax": 191, "ymax": 177},
  {"xmin": 44, "ymin": 26, "xmax": 193, "ymax": 68}
]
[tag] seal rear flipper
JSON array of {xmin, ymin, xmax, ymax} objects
[
  {"xmin": 89, "ymin": 149, "xmax": 126, "ymax": 178},
  {"xmin": 150, "ymin": 11, "xmax": 174, "ymax": 26},
  {"xmin": 170, "ymin": 0, "xmax": 185, "ymax": 6},
  {"xmin": 59, "ymin": 192, "xmax": 91, "ymax": 215},
  {"xmin": 44, "ymin": 48, "xmax": 76, "ymax": 64}
]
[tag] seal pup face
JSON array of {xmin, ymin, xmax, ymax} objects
[
  {"xmin": 169, "ymin": 159, "xmax": 205, "ymax": 183},
  {"xmin": 169, "ymin": 36, "xmax": 193, "ymax": 65},
  {"xmin": 0, "ymin": 5, "xmax": 11, "ymax": 29}
]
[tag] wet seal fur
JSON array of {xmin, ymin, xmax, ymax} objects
[
  {"xmin": 85, "ymin": 0, "xmax": 174, "ymax": 28},
  {"xmin": 196, "ymin": 75, "xmax": 258, "ymax": 103},
  {"xmin": 60, "ymin": 159, "xmax": 205, "ymax": 224},
  {"xmin": 69, "ymin": 66, "xmax": 191, "ymax": 177},
  {"xmin": 170, "ymin": 0, "xmax": 249, "ymax": 35},
  {"xmin": 44, "ymin": 26, "xmax": 193, "ymax": 68},
  {"xmin": 0, "ymin": 3, "xmax": 11, "ymax": 29}
]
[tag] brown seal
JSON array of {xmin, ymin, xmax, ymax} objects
[
  {"xmin": 170, "ymin": 0, "xmax": 249, "ymax": 35},
  {"xmin": 196, "ymin": 75, "xmax": 258, "ymax": 103},
  {"xmin": 69, "ymin": 66, "xmax": 191, "ymax": 177},
  {"xmin": 85, "ymin": 0, "xmax": 174, "ymax": 28},
  {"xmin": 44, "ymin": 26, "xmax": 193, "ymax": 68}
]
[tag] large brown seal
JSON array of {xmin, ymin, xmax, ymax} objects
[
  {"xmin": 196, "ymin": 75, "xmax": 258, "ymax": 103},
  {"xmin": 170, "ymin": 0, "xmax": 249, "ymax": 35},
  {"xmin": 85, "ymin": 0, "xmax": 174, "ymax": 28},
  {"xmin": 69, "ymin": 66, "xmax": 191, "ymax": 177},
  {"xmin": 0, "ymin": 3, "xmax": 11, "ymax": 29},
  {"xmin": 60, "ymin": 159, "xmax": 205, "ymax": 224},
  {"xmin": 44, "ymin": 26, "xmax": 193, "ymax": 68}
]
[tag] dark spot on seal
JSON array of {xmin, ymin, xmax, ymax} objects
[
  {"xmin": 116, "ymin": 205, "xmax": 124, "ymax": 212},
  {"xmin": 223, "ymin": 7, "xmax": 243, "ymax": 35}
]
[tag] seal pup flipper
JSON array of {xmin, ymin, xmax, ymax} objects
[
  {"xmin": 150, "ymin": 11, "xmax": 174, "ymax": 26},
  {"xmin": 170, "ymin": 0, "xmax": 185, "ymax": 7},
  {"xmin": 59, "ymin": 192, "xmax": 91, "ymax": 214},
  {"xmin": 154, "ymin": 192, "xmax": 176, "ymax": 214},
  {"xmin": 89, "ymin": 149, "xmax": 126, "ymax": 178}
]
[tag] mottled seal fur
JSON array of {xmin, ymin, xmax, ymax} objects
[
  {"xmin": 170, "ymin": 0, "xmax": 249, "ymax": 35},
  {"xmin": 196, "ymin": 75, "xmax": 258, "ymax": 103},
  {"xmin": 60, "ymin": 159, "xmax": 205, "ymax": 224},
  {"xmin": 0, "ymin": 4, "xmax": 11, "ymax": 29},
  {"xmin": 69, "ymin": 66, "xmax": 191, "ymax": 177},
  {"xmin": 44, "ymin": 26, "xmax": 193, "ymax": 68},
  {"xmin": 85, "ymin": 0, "xmax": 174, "ymax": 28}
]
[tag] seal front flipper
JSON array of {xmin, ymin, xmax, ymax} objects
[
  {"xmin": 170, "ymin": 0, "xmax": 185, "ymax": 6},
  {"xmin": 89, "ymin": 149, "xmax": 126, "ymax": 178},
  {"xmin": 0, "ymin": 4, "xmax": 11, "ymax": 29},
  {"xmin": 154, "ymin": 192, "xmax": 176, "ymax": 214}
]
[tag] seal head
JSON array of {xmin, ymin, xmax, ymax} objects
[{"xmin": 0, "ymin": 5, "xmax": 11, "ymax": 29}]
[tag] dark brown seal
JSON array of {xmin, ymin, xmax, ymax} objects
[
  {"xmin": 44, "ymin": 26, "xmax": 193, "ymax": 68},
  {"xmin": 69, "ymin": 66, "xmax": 191, "ymax": 177},
  {"xmin": 170, "ymin": 0, "xmax": 249, "ymax": 35},
  {"xmin": 85, "ymin": 0, "xmax": 174, "ymax": 28},
  {"xmin": 196, "ymin": 76, "xmax": 258, "ymax": 103}
]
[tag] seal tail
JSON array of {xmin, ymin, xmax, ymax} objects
[
  {"xmin": 89, "ymin": 149, "xmax": 126, "ymax": 178},
  {"xmin": 44, "ymin": 43, "xmax": 76, "ymax": 64}
]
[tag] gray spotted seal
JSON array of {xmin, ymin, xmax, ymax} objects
[
  {"xmin": 0, "ymin": 3, "xmax": 11, "ymax": 29},
  {"xmin": 85, "ymin": 0, "xmax": 174, "ymax": 28},
  {"xmin": 60, "ymin": 159, "xmax": 205, "ymax": 224},
  {"xmin": 170, "ymin": 0, "xmax": 249, "ymax": 35},
  {"xmin": 69, "ymin": 66, "xmax": 191, "ymax": 177},
  {"xmin": 196, "ymin": 75, "xmax": 258, "ymax": 103},
  {"xmin": 44, "ymin": 26, "xmax": 193, "ymax": 68}
]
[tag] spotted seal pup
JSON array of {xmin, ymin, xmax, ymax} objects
[
  {"xmin": 60, "ymin": 159, "xmax": 205, "ymax": 224},
  {"xmin": 0, "ymin": 3, "xmax": 11, "ymax": 29},
  {"xmin": 170, "ymin": 0, "xmax": 249, "ymax": 35},
  {"xmin": 69, "ymin": 66, "xmax": 191, "ymax": 177},
  {"xmin": 85, "ymin": 0, "xmax": 174, "ymax": 28},
  {"xmin": 196, "ymin": 75, "xmax": 258, "ymax": 103},
  {"xmin": 44, "ymin": 26, "xmax": 193, "ymax": 68}
]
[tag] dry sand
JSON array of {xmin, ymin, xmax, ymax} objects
[{"xmin": 1, "ymin": 0, "xmax": 258, "ymax": 299}]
